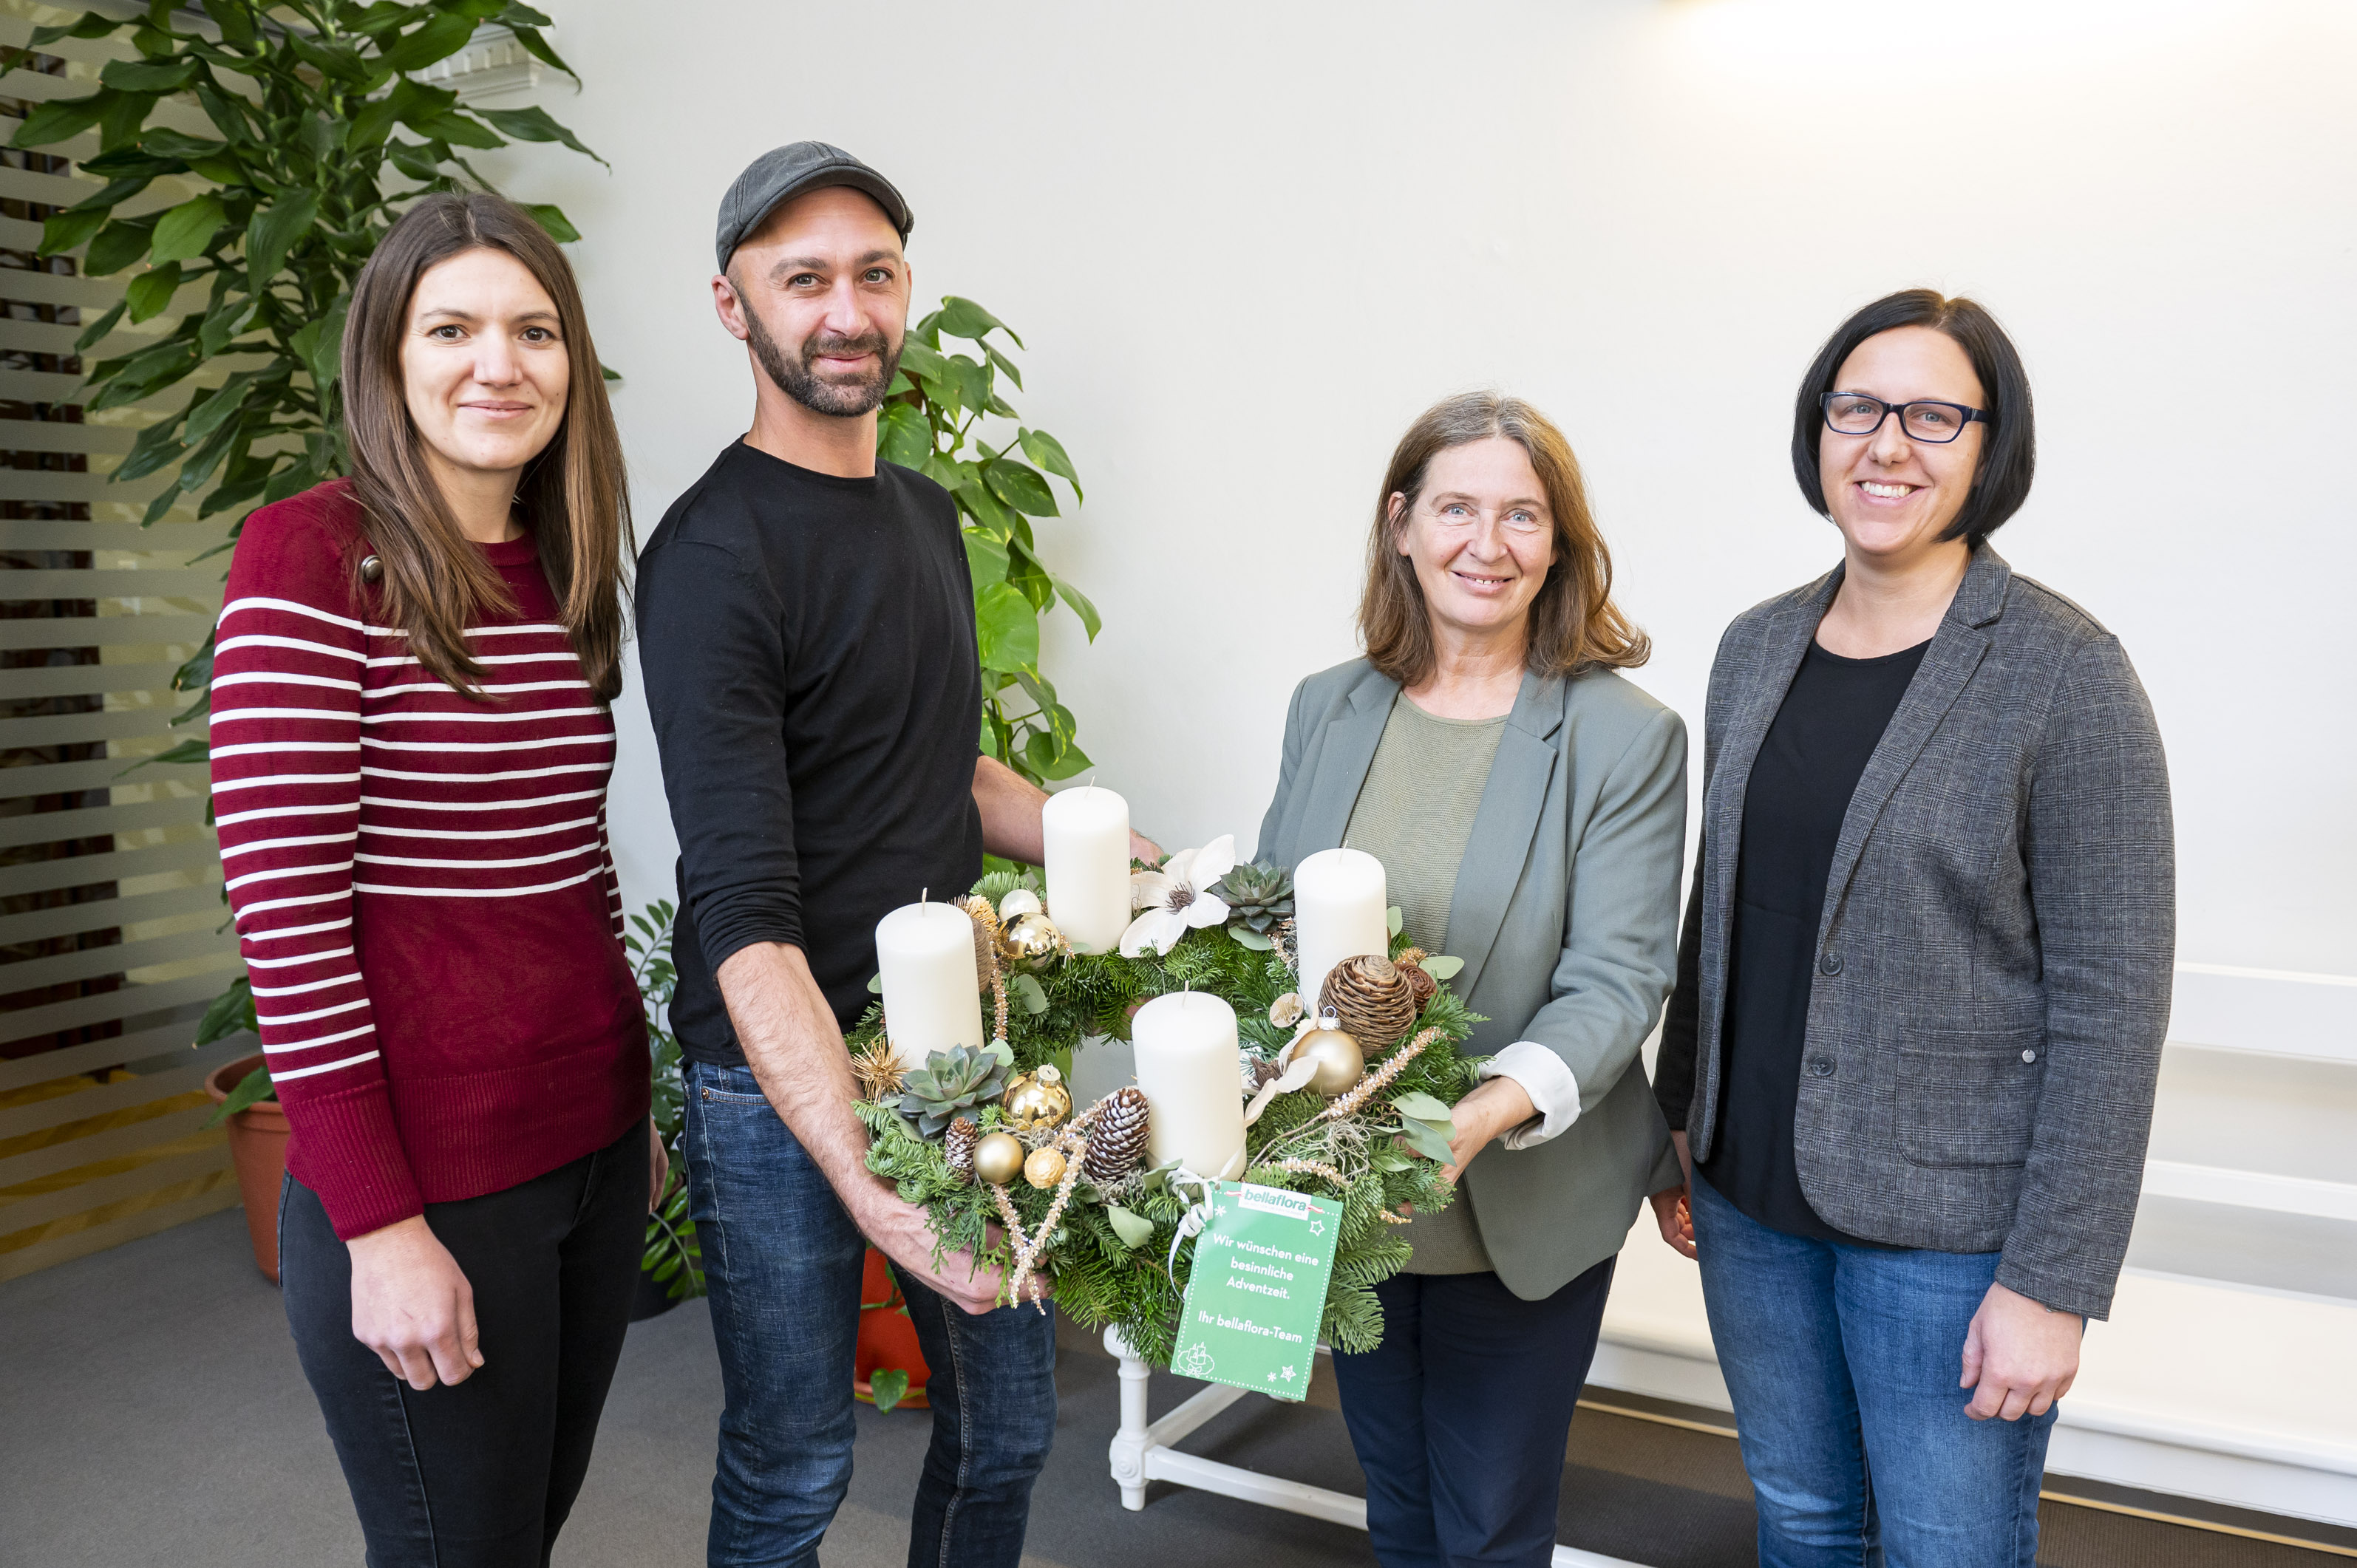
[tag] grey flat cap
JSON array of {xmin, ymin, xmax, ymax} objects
[{"xmin": 714, "ymin": 141, "xmax": 913, "ymax": 273}]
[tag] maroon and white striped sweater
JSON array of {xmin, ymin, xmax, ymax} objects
[{"xmin": 212, "ymin": 480, "xmax": 647, "ymax": 1240}]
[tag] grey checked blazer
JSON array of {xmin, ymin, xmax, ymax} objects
[
  {"xmin": 1653, "ymin": 546, "xmax": 2174, "ymax": 1318},
  {"xmin": 1259, "ymin": 659, "xmax": 1688, "ymax": 1301}
]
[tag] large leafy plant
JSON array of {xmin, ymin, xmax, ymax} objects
[
  {"xmin": 878, "ymin": 299, "xmax": 1100, "ymax": 785},
  {"xmin": 9, "ymin": 0, "xmax": 604, "ymax": 1076}
]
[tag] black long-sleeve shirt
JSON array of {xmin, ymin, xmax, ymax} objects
[
  {"xmin": 1660, "ymin": 638, "xmax": 1925, "ymax": 1242},
  {"xmin": 635, "ymin": 440, "xmax": 984, "ymax": 1063}
]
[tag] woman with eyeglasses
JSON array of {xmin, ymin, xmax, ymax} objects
[{"xmin": 1647, "ymin": 290, "xmax": 2174, "ymax": 1567}]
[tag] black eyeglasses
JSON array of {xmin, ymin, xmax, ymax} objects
[{"xmin": 1820, "ymin": 392, "xmax": 1990, "ymax": 444}]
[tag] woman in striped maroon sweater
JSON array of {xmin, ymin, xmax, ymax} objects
[{"xmin": 213, "ymin": 193, "xmax": 653, "ymax": 1565}]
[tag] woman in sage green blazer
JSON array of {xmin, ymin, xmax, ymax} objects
[{"xmin": 1256, "ymin": 392, "xmax": 1687, "ymax": 1568}]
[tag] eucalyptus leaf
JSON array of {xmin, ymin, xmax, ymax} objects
[
  {"xmin": 1012, "ymin": 973, "xmax": 1049, "ymax": 1015},
  {"xmin": 1392, "ymin": 1091, "xmax": 1455, "ymax": 1123},
  {"xmin": 1228, "ymin": 926, "xmax": 1274, "ymax": 952},
  {"xmin": 1395, "ymin": 1117, "xmax": 1456, "ymax": 1165},
  {"xmin": 1105, "ymin": 1205, "xmax": 1155, "ymax": 1249},
  {"xmin": 1418, "ymin": 955, "xmax": 1465, "ymax": 981},
  {"xmin": 1387, "ymin": 905, "xmax": 1405, "ymax": 937}
]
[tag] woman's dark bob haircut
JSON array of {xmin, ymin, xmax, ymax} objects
[{"xmin": 1791, "ymin": 288, "xmax": 2035, "ymax": 547}]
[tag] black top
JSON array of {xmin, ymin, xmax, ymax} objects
[
  {"xmin": 635, "ymin": 441, "xmax": 984, "ymax": 1063},
  {"xmin": 1696, "ymin": 636, "xmax": 1928, "ymax": 1243}
]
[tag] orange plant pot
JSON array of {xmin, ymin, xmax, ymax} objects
[
  {"xmin": 205, "ymin": 1052, "xmax": 290, "ymax": 1284},
  {"xmin": 854, "ymin": 1246, "xmax": 931, "ymax": 1409}
]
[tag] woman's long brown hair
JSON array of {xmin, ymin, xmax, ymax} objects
[
  {"xmin": 1358, "ymin": 391, "xmax": 1647, "ymax": 688},
  {"xmin": 340, "ymin": 192, "xmax": 630, "ymax": 700}
]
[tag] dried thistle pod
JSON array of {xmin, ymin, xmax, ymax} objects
[
  {"xmin": 1083, "ymin": 1086, "xmax": 1149, "ymax": 1183},
  {"xmin": 1319, "ymin": 953, "xmax": 1418, "ymax": 1052},
  {"xmin": 1394, "ymin": 947, "xmax": 1441, "ymax": 1010},
  {"xmin": 849, "ymin": 1037, "xmax": 906, "ymax": 1102},
  {"xmin": 944, "ymin": 1116, "xmax": 979, "ymax": 1183}
]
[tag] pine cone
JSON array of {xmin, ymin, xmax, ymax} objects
[
  {"xmin": 1319, "ymin": 955, "xmax": 1418, "ymax": 1052},
  {"xmin": 1395, "ymin": 947, "xmax": 1440, "ymax": 1010},
  {"xmin": 945, "ymin": 1116, "xmax": 979, "ymax": 1183},
  {"xmin": 955, "ymin": 896, "xmax": 1001, "ymax": 987},
  {"xmin": 1083, "ymin": 1087, "xmax": 1150, "ymax": 1184}
]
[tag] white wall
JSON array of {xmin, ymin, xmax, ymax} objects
[{"xmin": 489, "ymin": 0, "xmax": 2356, "ymax": 981}]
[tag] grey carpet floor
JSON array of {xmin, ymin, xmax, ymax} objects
[{"xmin": 0, "ymin": 1209, "xmax": 2337, "ymax": 1567}]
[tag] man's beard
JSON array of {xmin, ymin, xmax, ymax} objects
[{"xmin": 743, "ymin": 303, "xmax": 902, "ymax": 418}]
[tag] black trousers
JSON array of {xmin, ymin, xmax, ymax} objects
[
  {"xmin": 279, "ymin": 1120, "xmax": 647, "ymax": 1568},
  {"xmin": 1330, "ymin": 1256, "xmax": 1616, "ymax": 1568}
]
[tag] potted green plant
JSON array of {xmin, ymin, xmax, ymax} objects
[{"xmin": 626, "ymin": 901, "xmax": 703, "ymax": 1318}]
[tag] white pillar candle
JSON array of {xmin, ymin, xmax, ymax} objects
[
  {"xmin": 874, "ymin": 900, "xmax": 984, "ymax": 1068},
  {"xmin": 1132, "ymin": 991, "xmax": 1247, "ymax": 1179},
  {"xmin": 1043, "ymin": 784, "xmax": 1132, "ymax": 955},
  {"xmin": 1293, "ymin": 847, "xmax": 1390, "ymax": 1009}
]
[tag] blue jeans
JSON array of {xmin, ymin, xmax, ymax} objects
[
  {"xmin": 1330, "ymin": 1258, "xmax": 1616, "ymax": 1568},
  {"xmin": 683, "ymin": 1060, "xmax": 1056, "ymax": 1568},
  {"xmin": 1691, "ymin": 1172, "xmax": 2057, "ymax": 1567}
]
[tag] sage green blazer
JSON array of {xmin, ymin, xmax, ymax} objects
[{"xmin": 1257, "ymin": 658, "xmax": 1689, "ymax": 1300}]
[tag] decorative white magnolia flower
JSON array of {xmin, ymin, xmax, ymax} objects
[{"xmin": 1120, "ymin": 834, "xmax": 1238, "ymax": 957}]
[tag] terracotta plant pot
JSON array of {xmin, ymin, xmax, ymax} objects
[
  {"xmin": 205, "ymin": 1052, "xmax": 290, "ymax": 1284},
  {"xmin": 854, "ymin": 1246, "xmax": 931, "ymax": 1409}
]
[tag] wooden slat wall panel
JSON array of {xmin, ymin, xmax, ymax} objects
[{"xmin": 0, "ymin": 11, "xmax": 248, "ymax": 1275}]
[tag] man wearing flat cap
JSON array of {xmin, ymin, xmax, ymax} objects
[{"xmin": 637, "ymin": 142, "xmax": 1146, "ymax": 1567}]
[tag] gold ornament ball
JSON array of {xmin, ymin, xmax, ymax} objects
[
  {"xmin": 999, "ymin": 913, "xmax": 1064, "ymax": 972},
  {"xmin": 973, "ymin": 1131, "xmax": 1027, "ymax": 1186},
  {"xmin": 1001, "ymin": 1065, "xmax": 1072, "ymax": 1132},
  {"xmin": 1023, "ymin": 1147, "xmax": 1067, "ymax": 1189},
  {"xmin": 1295, "ymin": 1018, "xmax": 1365, "ymax": 1097}
]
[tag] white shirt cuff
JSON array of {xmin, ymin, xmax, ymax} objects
[{"xmin": 1480, "ymin": 1040, "xmax": 1579, "ymax": 1150}]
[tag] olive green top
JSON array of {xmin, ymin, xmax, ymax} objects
[{"xmin": 1343, "ymin": 693, "xmax": 1507, "ymax": 1275}]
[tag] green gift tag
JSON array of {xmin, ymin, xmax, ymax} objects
[{"xmin": 1169, "ymin": 1181, "xmax": 1339, "ymax": 1402}]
